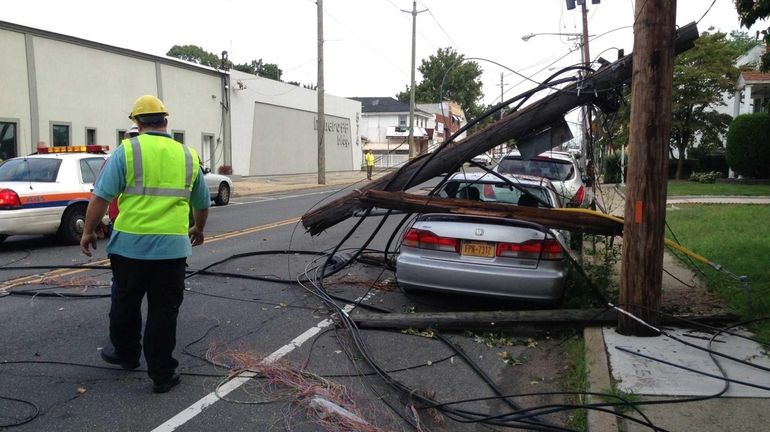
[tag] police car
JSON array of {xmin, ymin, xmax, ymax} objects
[{"xmin": 0, "ymin": 145, "xmax": 109, "ymax": 244}]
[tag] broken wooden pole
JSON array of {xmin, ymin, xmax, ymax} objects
[
  {"xmin": 301, "ymin": 23, "xmax": 698, "ymax": 236},
  {"xmin": 351, "ymin": 309, "xmax": 738, "ymax": 330},
  {"xmin": 619, "ymin": 0, "xmax": 677, "ymax": 336},
  {"xmin": 360, "ymin": 190, "xmax": 623, "ymax": 236}
]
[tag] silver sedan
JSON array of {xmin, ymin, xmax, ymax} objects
[{"xmin": 396, "ymin": 173, "xmax": 569, "ymax": 302}]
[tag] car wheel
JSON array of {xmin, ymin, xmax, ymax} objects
[
  {"xmin": 57, "ymin": 204, "xmax": 87, "ymax": 245},
  {"xmin": 214, "ymin": 182, "xmax": 230, "ymax": 206}
]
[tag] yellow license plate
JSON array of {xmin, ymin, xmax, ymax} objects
[{"xmin": 462, "ymin": 241, "xmax": 495, "ymax": 258}]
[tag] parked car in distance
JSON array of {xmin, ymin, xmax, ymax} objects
[
  {"xmin": 494, "ymin": 149, "xmax": 593, "ymax": 208},
  {"xmin": 0, "ymin": 146, "xmax": 109, "ymax": 244},
  {"xmin": 202, "ymin": 168, "xmax": 232, "ymax": 206},
  {"xmin": 395, "ymin": 172, "xmax": 569, "ymax": 302},
  {"xmin": 470, "ymin": 153, "xmax": 493, "ymax": 166}
]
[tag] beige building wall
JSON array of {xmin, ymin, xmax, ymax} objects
[{"xmin": 0, "ymin": 20, "xmax": 228, "ymax": 162}]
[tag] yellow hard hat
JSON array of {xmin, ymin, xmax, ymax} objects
[{"xmin": 129, "ymin": 95, "xmax": 168, "ymax": 119}]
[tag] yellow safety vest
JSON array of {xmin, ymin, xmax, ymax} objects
[
  {"xmin": 365, "ymin": 152, "xmax": 375, "ymax": 166},
  {"xmin": 114, "ymin": 134, "xmax": 199, "ymax": 235}
]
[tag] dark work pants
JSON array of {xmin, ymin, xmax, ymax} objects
[
  {"xmin": 109, "ymin": 254, "xmax": 186, "ymax": 383},
  {"xmin": 366, "ymin": 165, "xmax": 373, "ymax": 179}
]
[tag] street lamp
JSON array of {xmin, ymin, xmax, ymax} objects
[{"xmin": 521, "ymin": 32, "xmax": 583, "ymax": 42}]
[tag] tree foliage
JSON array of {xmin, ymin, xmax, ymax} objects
[
  {"xmin": 726, "ymin": 113, "xmax": 770, "ymax": 178},
  {"xmin": 232, "ymin": 59, "xmax": 283, "ymax": 80},
  {"xmin": 396, "ymin": 47, "xmax": 484, "ymax": 121},
  {"xmin": 167, "ymin": 45, "xmax": 222, "ymax": 68},
  {"xmin": 167, "ymin": 45, "xmax": 284, "ymax": 81},
  {"xmin": 735, "ymin": 0, "xmax": 770, "ymax": 70},
  {"xmin": 670, "ymin": 32, "xmax": 741, "ymax": 179}
]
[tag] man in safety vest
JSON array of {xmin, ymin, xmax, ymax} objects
[
  {"xmin": 80, "ymin": 95, "xmax": 211, "ymax": 393},
  {"xmin": 365, "ymin": 149, "xmax": 375, "ymax": 180}
]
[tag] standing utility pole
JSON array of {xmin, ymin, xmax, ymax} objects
[
  {"xmin": 403, "ymin": 1, "xmax": 427, "ymax": 159},
  {"xmin": 317, "ymin": 0, "xmax": 326, "ymax": 184},
  {"xmin": 619, "ymin": 0, "xmax": 677, "ymax": 336},
  {"xmin": 580, "ymin": 1, "xmax": 592, "ymax": 174}
]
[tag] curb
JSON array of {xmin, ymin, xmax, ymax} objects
[{"xmin": 585, "ymin": 327, "xmax": 618, "ymax": 432}]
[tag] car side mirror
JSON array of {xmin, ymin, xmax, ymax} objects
[{"xmin": 203, "ymin": 167, "xmax": 211, "ymax": 174}]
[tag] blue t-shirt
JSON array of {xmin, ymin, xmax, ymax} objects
[{"xmin": 93, "ymin": 132, "xmax": 211, "ymax": 259}]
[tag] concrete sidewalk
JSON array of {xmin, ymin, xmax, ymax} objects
[
  {"xmin": 587, "ymin": 187, "xmax": 770, "ymax": 431},
  {"xmin": 230, "ymin": 170, "xmax": 371, "ymax": 197}
]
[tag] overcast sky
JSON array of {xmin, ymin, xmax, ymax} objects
[{"xmin": 2, "ymin": 0, "xmax": 760, "ymax": 107}]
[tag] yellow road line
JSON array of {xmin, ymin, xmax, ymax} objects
[{"xmin": 0, "ymin": 217, "xmax": 301, "ymax": 292}]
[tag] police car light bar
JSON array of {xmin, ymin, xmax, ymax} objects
[{"xmin": 38, "ymin": 145, "xmax": 109, "ymax": 154}]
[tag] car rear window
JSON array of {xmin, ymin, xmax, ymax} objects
[
  {"xmin": 497, "ymin": 156, "xmax": 574, "ymax": 181},
  {"xmin": 440, "ymin": 181, "xmax": 552, "ymax": 207},
  {"xmin": 0, "ymin": 158, "xmax": 62, "ymax": 182}
]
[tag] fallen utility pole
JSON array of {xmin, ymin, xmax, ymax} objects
[
  {"xmin": 351, "ymin": 309, "xmax": 737, "ymax": 331},
  {"xmin": 302, "ymin": 23, "xmax": 698, "ymax": 236},
  {"xmin": 619, "ymin": 0, "xmax": 677, "ymax": 336},
  {"xmin": 361, "ymin": 190, "xmax": 622, "ymax": 236}
]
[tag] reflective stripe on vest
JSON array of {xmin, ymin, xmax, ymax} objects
[
  {"xmin": 114, "ymin": 134, "xmax": 199, "ymax": 235},
  {"xmin": 123, "ymin": 136, "xmax": 194, "ymax": 198}
]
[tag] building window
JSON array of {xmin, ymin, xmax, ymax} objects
[
  {"xmin": 753, "ymin": 97, "xmax": 770, "ymax": 113},
  {"xmin": 173, "ymin": 131, "xmax": 185, "ymax": 144},
  {"xmin": 86, "ymin": 128, "xmax": 97, "ymax": 146},
  {"xmin": 51, "ymin": 123, "xmax": 71, "ymax": 146},
  {"xmin": 0, "ymin": 120, "xmax": 18, "ymax": 160},
  {"xmin": 117, "ymin": 130, "xmax": 126, "ymax": 145},
  {"xmin": 398, "ymin": 115, "xmax": 407, "ymax": 127}
]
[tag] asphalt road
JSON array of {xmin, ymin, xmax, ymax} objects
[{"xmin": 0, "ymin": 184, "xmax": 574, "ymax": 432}]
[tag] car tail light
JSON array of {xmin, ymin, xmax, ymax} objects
[
  {"xmin": 496, "ymin": 238, "xmax": 564, "ymax": 260},
  {"xmin": 402, "ymin": 228, "xmax": 460, "ymax": 253},
  {"xmin": 569, "ymin": 185, "xmax": 585, "ymax": 206},
  {"xmin": 0, "ymin": 189, "xmax": 21, "ymax": 209}
]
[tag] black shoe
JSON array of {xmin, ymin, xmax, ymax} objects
[
  {"xmin": 100, "ymin": 347, "xmax": 140, "ymax": 370},
  {"xmin": 152, "ymin": 374, "xmax": 181, "ymax": 394}
]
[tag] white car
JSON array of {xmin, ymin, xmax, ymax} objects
[
  {"xmin": 470, "ymin": 153, "xmax": 493, "ymax": 166},
  {"xmin": 202, "ymin": 168, "xmax": 232, "ymax": 206},
  {"xmin": 0, "ymin": 146, "xmax": 109, "ymax": 244},
  {"xmin": 494, "ymin": 149, "xmax": 594, "ymax": 208}
]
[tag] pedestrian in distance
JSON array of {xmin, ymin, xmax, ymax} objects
[
  {"xmin": 365, "ymin": 149, "xmax": 375, "ymax": 180},
  {"xmin": 80, "ymin": 95, "xmax": 211, "ymax": 394}
]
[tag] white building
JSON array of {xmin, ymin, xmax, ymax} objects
[
  {"xmin": 717, "ymin": 45, "xmax": 770, "ymax": 119},
  {"xmin": 351, "ymin": 97, "xmax": 431, "ymax": 168},
  {"xmin": 229, "ymin": 70, "xmax": 362, "ymax": 176},
  {"xmin": 0, "ymin": 20, "xmax": 227, "ymax": 166},
  {"xmin": 0, "ymin": 20, "xmax": 363, "ymax": 176}
]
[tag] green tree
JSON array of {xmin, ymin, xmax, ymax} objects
[
  {"xmin": 735, "ymin": 0, "xmax": 770, "ymax": 70},
  {"xmin": 233, "ymin": 59, "xmax": 283, "ymax": 81},
  {"xmin": 166, "ymin": 45, "xmax": 223, "ymax": 68},
  {"xmin": 396, "ymin": 47, "xmax": 484, "ymax": 121},
  {"xmin": 670, "ymin": 32, "xmax": 741, "ymax": 179}
]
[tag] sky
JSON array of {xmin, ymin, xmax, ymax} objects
[{"xmin": 2, "ymin": 0, "xmax": 761, "ymax": 107}]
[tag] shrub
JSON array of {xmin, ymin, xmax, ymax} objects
[
  {"xmin": 668, "ymin": 158, "xmax": 699, "ymax": 179},
  {"xmin": 602, "ymin": 152, "xmax": 622, "ymax": 184},
  {"xmin": 726, "ymin": 113, "xmax": 770, "ymax": 179},
  {"xmin": 217, "ymin": 165, "xmax": 233, "ymax": 175},
  {"xmin": 688, "ymin": 171, "xmax": 722, "ymax": 184}
]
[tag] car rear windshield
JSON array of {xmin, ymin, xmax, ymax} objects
[
  {"xmin": 0, "ymin": 158, "xmax": 62, "ymax": 182},
  {"xmin": 440, "ymin": 181, "xmax": 552, "ymax": 207},
  {"xmin": 497, "ymin": 156, "xmax": 574, "ymax": 181}
]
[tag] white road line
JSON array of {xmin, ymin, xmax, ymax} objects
[{"xmin": 151, "ymin": 293, "xmax": 374, "ymax": 432}]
